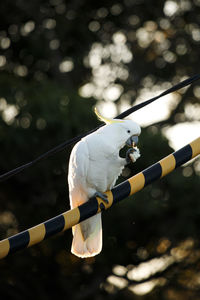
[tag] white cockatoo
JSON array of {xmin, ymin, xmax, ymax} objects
[{"xmin": 68, "ymin": 108, "xmax": 141, "ymax": 258}]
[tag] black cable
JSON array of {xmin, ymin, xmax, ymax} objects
[
  {"xmin": 116, "ymin": 74, "xmax": 200, "ymax": 119},
  {"xmin": 1, "ymin": 73, "xmax": 200, "ymax": 182}
]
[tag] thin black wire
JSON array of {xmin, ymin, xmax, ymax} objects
[
  {"xmin": 1, "ymin": 73, "xmax": 200, "ymax": 182},
  {"xmin": 116, "ymin": 74, "xmax": 200, "ymax": 119}
]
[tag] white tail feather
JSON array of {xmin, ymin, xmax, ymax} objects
[{"xmin": 71, "ymin": 213, "xmax": 102, "ymax": 258}]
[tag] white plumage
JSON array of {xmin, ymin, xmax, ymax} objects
[{"xmin": 68, "ymin": 111, "xmax": 141, "ymax": 258}]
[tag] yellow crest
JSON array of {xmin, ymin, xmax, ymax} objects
[{"xmin": 94, "ymin": 107, "xmax": 123, "ymax": 125}]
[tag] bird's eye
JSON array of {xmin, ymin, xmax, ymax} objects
[{"xmin": 127, "ymin": 130, "xmax": 131, "ymax": 133}]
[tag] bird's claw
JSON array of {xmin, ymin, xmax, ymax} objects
[
  {"xmin": 126, "ymin": 148, "xmax": 134, "ymax": 164},
  {"xmin": 94, "ymin": 191, "xmax": 109, "ymax": 204},
  {"xmin": 126, "ymin": 147, "xmax": 140, "ymax": 164}
]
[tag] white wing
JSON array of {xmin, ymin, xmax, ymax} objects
[
  {"xmin": 68, "ymin": 140, "xmax": 89, "ymax": 209},
  {"xmin": 68, "ymin": 139, "xmax": 102, "ymax": 258}
]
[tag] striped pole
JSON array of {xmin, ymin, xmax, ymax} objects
[{"xmin": 0, "ymin": 137, "xmax": 199, "ymax": 259}]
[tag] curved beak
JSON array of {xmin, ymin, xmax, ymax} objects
[{"xmin": 126, "ymin": 135, "xmax": 139, "ymax": 147}]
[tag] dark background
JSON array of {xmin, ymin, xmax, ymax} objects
[{"xmin": 0, "ymin": 0, "xmax": 200, "ymax": 299}]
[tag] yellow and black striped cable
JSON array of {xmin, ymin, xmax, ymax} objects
[{"xmin": 0, "ymin": 137, "xmax": 199, "ymax": 259}]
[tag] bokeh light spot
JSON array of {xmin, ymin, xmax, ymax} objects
[{"xmin": 59, "ymin": 59, "xmax": 74, "ymax": 72}]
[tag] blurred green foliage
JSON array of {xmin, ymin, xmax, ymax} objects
[{"xmin": 0, "ymin": 0, "xmax": 200, "ymax": 299}]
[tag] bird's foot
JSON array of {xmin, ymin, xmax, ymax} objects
[
  {"xmin": 94, "ymin": 191, "xmax": 109, "ymax": 204},
  {"xmin": 126, "ymin": 147, "xmax": 140, "ymax": 164}
]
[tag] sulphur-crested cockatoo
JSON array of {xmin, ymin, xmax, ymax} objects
[{"xmin": 68, "ymin": 108, "xmax": 141, "ymax": 258}]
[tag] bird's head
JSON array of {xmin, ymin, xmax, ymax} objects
[{"xmin": 94, "ymin": 108, "xmax": 141, "ymax": 149}]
